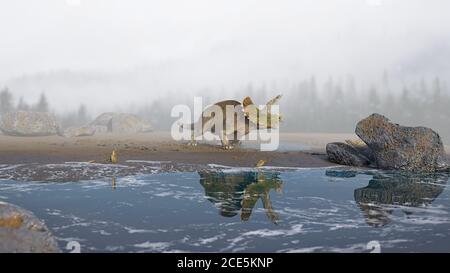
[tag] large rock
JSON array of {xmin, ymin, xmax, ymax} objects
[
  {"xmin": 63, "ymin": 126, "xmax": 96, "ymax": 138},
  {"xmin": 0, "ymin": 201, "xmax": 60, "ymax": 253},
  {"xmin": 91, "ymin": 112, "xmax": 115, "ymax": 129},
  {"xmin": 111, "ymin": 113, "xmax": 152, "ymax": 133},
  {"xmin": 0, "ymin": 111, "xmax": 60, "ymax": 137},
  {"xmin": 91, "ymin": 112, "xmax": 152, "ymax": 134},
  {"xmin": 355, "ymin": 113, "xmax": 448, "ymax": 172},
  {"xmin": 326, "ymin": 142, "xmax": 371, "ymax": 167}
]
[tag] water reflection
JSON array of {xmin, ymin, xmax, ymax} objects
[
  {"xmin": 326, "ymin": 170, "xmax": 449, "ymax": 227},
  {"xmin": 198, "ymin": 171, "xmax": 283, "ymax": 224},
  {"xmin": 112, "ymin": 177, "xmax": 117, "ymax": 190}
]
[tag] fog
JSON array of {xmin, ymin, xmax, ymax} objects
[{"xmin": 1, "ymin": 0, "xmax": 450, "ymax": 141}]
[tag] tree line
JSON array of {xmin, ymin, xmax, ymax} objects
[
  {"xmin": 0, "ymin": 87, "xmax": 49, "ymax": 114},
  {"xmin": 0, "ymin": 87, "xmax": 90, "ymax": 129},
  {"xmin": 2, "ymin": 75, "xmax": 450, "ymax": 143},
  {"xmin": 135, "ymin": 76, "xmax": 450, "ymax": 143}
]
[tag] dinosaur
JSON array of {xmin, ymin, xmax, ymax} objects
[{"xmin": 183, "ymin": 95, "xmax": 283, "ymax": 149}]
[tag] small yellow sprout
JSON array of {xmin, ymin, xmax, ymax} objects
[
  {"xmin": 255, "ymin": 159, "xmax": 267, "ymax": 168},
  {"xmin": 110, "ymin": 150, "xmax": 118, "ymax": 164}
]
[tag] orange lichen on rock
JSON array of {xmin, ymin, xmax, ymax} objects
[{"xmin": 0, "ymin": 214, "xmax": 24, "ymax": 229}]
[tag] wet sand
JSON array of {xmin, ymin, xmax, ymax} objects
[
  {"xmin": 0, "ymin": 132, "xmax": 359, "ymax": 168},
  {"xmin": 1, "ymin": 132, "xmax": 449, "ymax": 168}
]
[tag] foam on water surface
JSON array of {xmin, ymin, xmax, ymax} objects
[{"xmin": 0, "ymin": 165, "xmax": 449, "ymax": 252}]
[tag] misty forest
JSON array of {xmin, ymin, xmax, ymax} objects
[{"xmin": 1, "ymin": 73, "xmax": 449, "ymax": 143}]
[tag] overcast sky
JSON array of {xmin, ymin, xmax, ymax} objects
[{"xmin": 1, "ymin": 0, "xmax": 449, "ymax": 112}]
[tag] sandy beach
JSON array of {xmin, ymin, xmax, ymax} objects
[
  {"xmin": 0, "ymin": 132, "xmax": 360, "ymax": 168},
  {"xmin": 1, "ymin": 131, "xmax": 448, "ymax": 169}
]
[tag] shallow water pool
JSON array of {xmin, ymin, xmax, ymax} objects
[{"xmin": 0, "ymin": 166, "xmax": 449, "ymax": 252}]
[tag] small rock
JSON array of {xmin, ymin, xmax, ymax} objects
[
  {"xmin": 345, "ymin": 139, "xmax": 376, "ymax": 163},
  {"xmin": 326, "ymin": 142, "xmax": 371, "ymax": 167},
  {"xmin": 63, "ymin": 126, "xmax": 96, "ymax": 138}
]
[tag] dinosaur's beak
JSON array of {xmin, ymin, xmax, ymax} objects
[{"xmin": 266, "ymin": 94, "xmax": 282, "ymax": 106}]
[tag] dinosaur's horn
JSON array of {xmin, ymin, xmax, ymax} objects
[{"xmin": 266, "ymin": 94, "xmax": 282, "ymax": 106}]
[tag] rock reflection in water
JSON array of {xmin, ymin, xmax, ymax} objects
[
  {"xmin": 326, "ymin": 170, "xmax": 449, "ymax": 227},
  {"xmin": 198, "ymin": 171, "xmax": 283, "ymax": 224}
]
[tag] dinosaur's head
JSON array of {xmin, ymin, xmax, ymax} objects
[{"xmin": 243, "ymin": 95, "xmax": 283, "ymax": 129}]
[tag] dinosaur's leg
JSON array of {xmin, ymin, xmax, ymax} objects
[
  {"xmin": 221, "ymin": 131, "xmax": 233, "ymax": 150},
  {"xmin": 228, "ymin": 130, "xmax": 241, "ymax": 147},
  {"xmin": 241, "ymin": 193, "xmax": 259, "ymax": 222},
  {"xmin": 187, "ymin": 129, "xmax": 198, "ymax": 146},
  {"xmin": 261, "ymin": 192, "xmax": 279, "ymax": 224},
  {"xmin": 229, "ymin": 139, "xmax": 241, "ymax": 147}
]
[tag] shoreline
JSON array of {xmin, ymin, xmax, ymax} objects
[
  {"xmin": 1, "ymin": 132, "xmax": 448, "ymax": 170},
  {"xmin": 0, "ymin": 132, "xmax": 343, "ymax": 168}
]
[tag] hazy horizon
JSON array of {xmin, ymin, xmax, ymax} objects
[{"xmin": 1, "ymin": 1, "xmax": 450, "ymax": 111}]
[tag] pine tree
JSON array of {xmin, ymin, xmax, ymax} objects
[
  {"xmin": 17, "ymin": 97, "xmax": 30, "ymax": 111},
  {"xmin": 382, "ymin": 70, "xmax": 390, "ymax": 93},
  {"xmin": 77, "ymin": 104, "xmax": 88, "ymax": 124},
  {"xmin": 0, "ymin": 87, "xmax": 13, "ymax": 114},
  {"xmin": 432, "ymin": 77, "xmax": 442, "ymax": 105},
  {"xmin": 400, "ymin": 86, "xmax": 413, "ymax": 120},
  {"xmin": 368, "ymin": 87, "xmax": 380, "ymax": 113},
  {"xmin": 34, "ymin": 92, "xmax": 49, "ymax": 112}
]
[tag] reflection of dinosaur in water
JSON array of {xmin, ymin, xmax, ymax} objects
[
  {"xmin": 198, "ymin": 171, "xmax": 283, "ymax": 224},
  {"xmin": 326, "ymin": 170, "xmax": 449, "ymax": 227}
]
